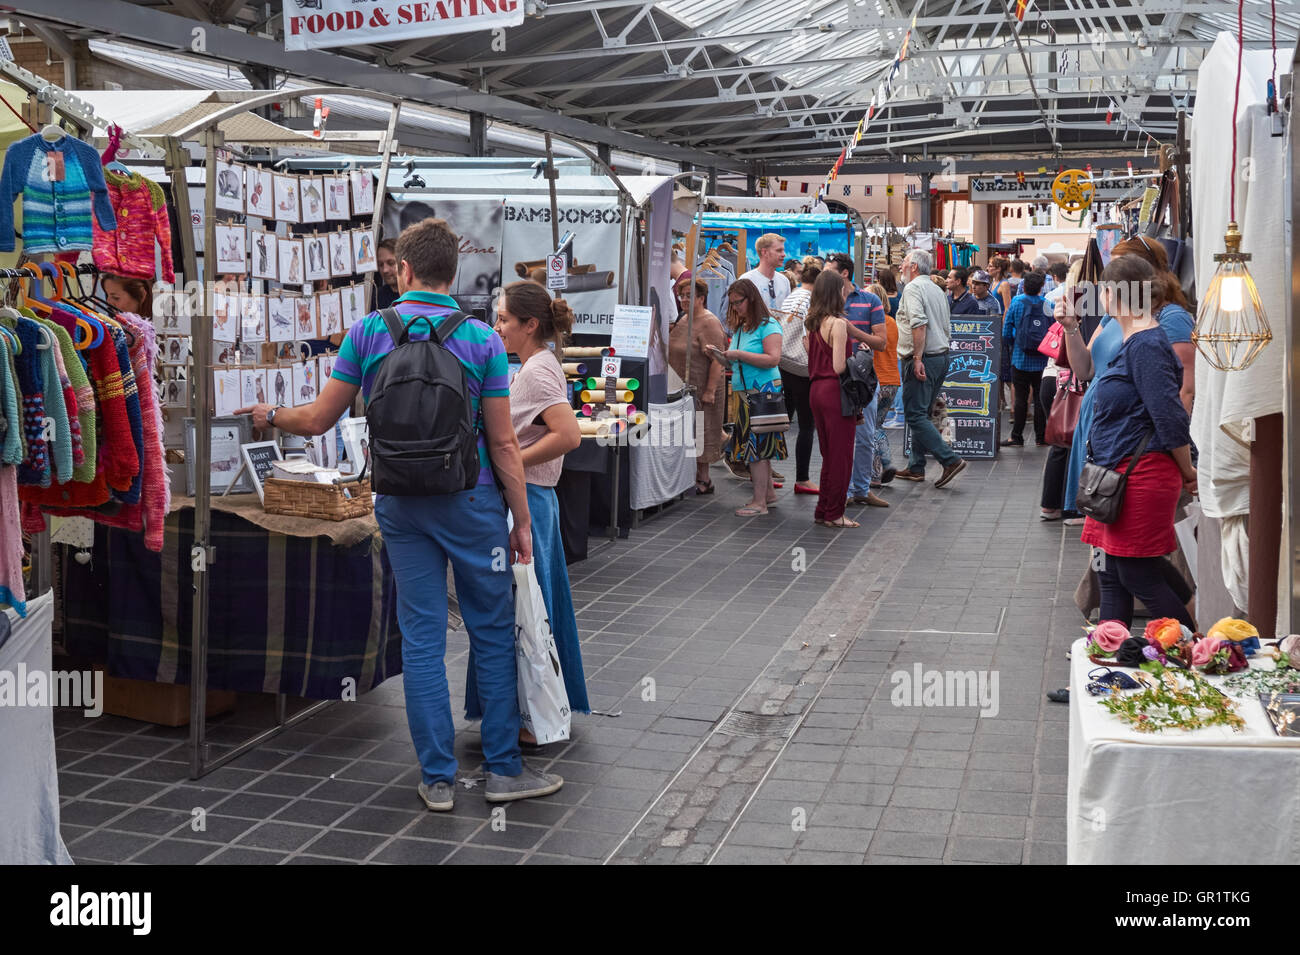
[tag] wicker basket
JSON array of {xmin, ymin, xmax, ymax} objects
[{"xmin": 262, "ymin": 477, "xmax": 373, "ymax": 521}]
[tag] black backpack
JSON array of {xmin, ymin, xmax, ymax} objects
[
  {"xmin": 1013, "ymin": 296, "xmax": 1050, "ymax": 353},
  {"xmin": 366, "ymin": 307, "xmax": 480, "ymax": 496},
  {"xmin": 838, "ymin": 347, "xmax": 879, "ymax": 416}
]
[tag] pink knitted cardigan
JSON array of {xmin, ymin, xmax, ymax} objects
[{"xmin": 92, "ymin": 171, "xmax": 175, "ymax": 283}]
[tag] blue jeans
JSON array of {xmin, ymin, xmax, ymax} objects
[
  {"xmin": 873, "ymin": 384, "xmax": 898, "ymax": 478},
  {"xmin": 847, "ymin": 393, "xmax": 878, "ymax": 497},
  {"xmin": 375, "ymin": 489, "xmax": 522, "ymax": 785},
  {"xmin": 903, "ymin": 351, "xmax": 959, "ymax": 471}
]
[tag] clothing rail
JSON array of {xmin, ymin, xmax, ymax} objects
[{"xmin": 0, "ymin": 264, "xmax": 100, "ymax": 278}]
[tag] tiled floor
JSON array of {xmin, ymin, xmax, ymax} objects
[{"xmin": 54, "ymin": 423, "xmax": 1085, "ymax": 864}]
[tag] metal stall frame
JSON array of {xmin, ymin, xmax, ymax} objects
[
  {"xmin": 159, "ymin": 87, "xmax": 404, "ymax": 779},
  {"xmin": 1288, "ymin": 39, "xmax": 1300, "ymax": 636}
]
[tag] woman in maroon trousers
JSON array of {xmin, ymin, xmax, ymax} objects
[{"xmin": 804, "ymin": 271, "xmax": 857, "ymax": 528}]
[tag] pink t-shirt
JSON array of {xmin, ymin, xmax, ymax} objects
[{"xmin": 511, "ymin": 350, "xmax": 570, "ymax": 487}]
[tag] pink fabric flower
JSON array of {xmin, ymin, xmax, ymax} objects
[
  {"xmin": 1091, "ymin": 620, "xmax": 1130, "ymax": 653},
  {"xmin": 1192, "ymin": 637, "xmax": 1226, "ymax": 667}
]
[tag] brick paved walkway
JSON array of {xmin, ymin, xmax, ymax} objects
[{"xmin": 55, "ymin": 429, "xmax": 1085, "ymax": 864}]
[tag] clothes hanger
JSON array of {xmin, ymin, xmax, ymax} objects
[
  {"xmin": 39, "ymin": 123, "xmax": 66, "ymax": 143},
  {"xmin": 17, "ymin": 264, "xmax": 53, "ymax": 316}
]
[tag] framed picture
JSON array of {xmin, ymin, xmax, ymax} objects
[
  {"xmin": 240, "ymin": 440, "xmax": 283, "ymax": 503},
  {"xmin": 328, "ymin": 229, "xmax": 353, "ymax": 277},
  {"xmin": 214, "ymin": 223, "xmax": 247, "ymax": 274},
  {"xmin": 317, "ymin": 289, "xmax": 343, "ymax": 337},
  {"xmin": 251, "ymin": 230, "xmax": 278, "ymax": 280},
  {"xmin": 268, "ymin": 366, "xmax": 292, "ymax": 407},
  {"xmin": 214, "ymin": 158, "xmax": 245, "ymax": 214},
  {"xmin": 162, "ymin": 367, "xmax": 188, "ymax": 408},
  {"xmin": 240, "ymin": 294, "xmax": 267, "ymax": 342},
  {"xmin": 324, "ymin": 175, "xmax": 351, "ymax": 220},
  {"xmin": 212, "ymin": 367, "xmax": 241, "ymax": 417},
  {"xmin": 291, "ymin": 359, "xmax": 318, "ymax": 406},
  {"xmin": 301, "ymin": 176, "xmax": 326, "ymax": 224},
  {"xmin": 339, "ymin": 417, "xmax": 370, "ymax": 475},
  {"xmin": 184, "ymin": 416, "xmax": 255, "ymax": 496},
  {"xmin": 246, "ymin": 166, "xmax": 274, "ymax": 219},
  {"xmin": 294, "ymin": 294, "xmax": 318, "ymax": 339},
  {"xmin": 153, "ymin": 288, "xmax": 190, "ymax": 335},
  {"xmin": 352, "ymin": 228, "xmax": 377, "ymax": 273},
  {"xmin": 239, "ymin": 367, "xmax": 268, "ymax": 407},
  {"xmin": 273, "ymin": 173, "xmax": 301, "ymax": 223},
  {"xmin": 268, "ymin": 294, "xmax": 296, "ymax": 342},
  {"xmin": 341, "ymin": 283, "xmax": 367, "ymax": 329},
  {"xmin": 159, "ymin": 335, "xmax": 190, "ymax": 366},
  {"xmin": 349, "ymin": 169, "xmax": 375, "ymax": 215},
  {"xmin": 278, "ymin": 236, "xmax": 304, "ymax": 286},
  {"xmin": 303, "ymin": 234, "xmax": 330, "ymax": 282},
  {"xmin": 212, "ymin": 289, "xmax": 238, "ymax": 343}
]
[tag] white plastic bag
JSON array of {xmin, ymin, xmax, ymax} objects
[{"xmin": 512, "ymin": 563, "xmax": 571, "ymax": 744}]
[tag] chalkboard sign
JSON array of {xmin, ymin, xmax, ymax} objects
[
  {"xmin": 904, "ymin": 315, "xmax": 1002, "ymax": 460},
  {"xmin": 241, "ymin": 441, "xmax": 284, "ymax": 503}
]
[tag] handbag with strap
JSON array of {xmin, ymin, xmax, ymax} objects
[
  {"xmin": 1037, "ymin": 320, "xmax": 1066, "ymax": 361},
  {"xmin": 735, "ymin": 359, "xmax": 789, "ymax": 435},
  {"xmin": 1075, "ymin": 428, "xmax": 1153, "ymax": 524},
  {"xmin": 1045, "ymin": 376, "xmax": 1085, "ymax": 448},
  {"xmin": 839, "ymin": 347, "xmax": 878, "ymax": 416}
]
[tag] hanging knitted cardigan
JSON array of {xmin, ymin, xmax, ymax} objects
[
  {"xmin": 10, "ymin": 317, "xmax": 49, "ymax": 486},
  {"xmin": 36, "ymin": 328, "xmax": 72, "ymax": 484},
  {"xmin": 41, "ymin": 319, "xmax": 92, "ymax": 480},
  {"xmin": 92, "ymin": 170, "xmax": 175, "ymax": 283},
  {"xmin": 42, "ymin": 322, "xmax": 84, "ymax": 473},
  {"xmin": 65, "ymin": 314, "xmax": 170, "ymax": 551},
  {"xmin": 0, "ymin": 464, "xmax": 23, "ymax": 616},
  {"xmin": 0, "ymin": 336, "xmax": 23, "ymax": 466},
  {"xmin": 108, "ymin": 325, "xmax": 144, "ymax": 505}
]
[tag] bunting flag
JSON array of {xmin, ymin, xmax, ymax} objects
[
  {"xmin": 780, "ymin": 180, "xmax": 789, "ymax": 191},
  {"xmin": 800, "ymin": 182, "xmax": 809, "ymax": 194},
  {"xmin": 1106, "ymin": 101, "xmax": 1114, "ymax": 124},
  {"xmin": 1014, "ymin": 0, "xmax": 1031, "ymax": 22}
]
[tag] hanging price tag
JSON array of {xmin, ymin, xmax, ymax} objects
[{"xmin": 44, "ymin": 152, "xmax": 66, "ymax": 182}]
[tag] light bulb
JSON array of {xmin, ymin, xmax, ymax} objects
[{"xmin": 1219, "ymin": 275, "xmax": 1245, "ymax": 313}]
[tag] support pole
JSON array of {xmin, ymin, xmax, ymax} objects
[
  {"xmin": 919, "ymin": 173, "xmax": 932, "ymax": 231},
  {"xmin": 469, "ymin": 111, "xmax": 487, "ymax": 157}
]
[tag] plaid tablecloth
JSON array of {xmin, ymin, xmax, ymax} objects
[{"xmin": 60, "ymin": 506, "xmax": 403, "ymax": 699}]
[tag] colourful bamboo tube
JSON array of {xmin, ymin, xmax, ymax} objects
[
  {"xmin": 564, "ymin": 346, "xmax": 613, "ymax": 358},
  {"xmin": 577, "ymin": 420, "xmax": 602, "ymax": 435},
  {"xmin": 584, "ymin": 377, "xmax": 639, "ymax": 390},
  {"xmin": 580, "ymin": 389, "xmax": 633, "ymax": 404},
  {"xmin": 562, "ymin": 362, "xmax": 587, "ymax": 376},
  {"xmin": 582, "ymin": 402, "xmax": 636, "ymax": 417}
]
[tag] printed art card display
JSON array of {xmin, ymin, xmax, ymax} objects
[
  {"xmin": 278, "ymin": 236, "xmax": 305, "ymax": 286},
  {"xmin": 317, "ymin": 289, "xmax": 343, "ymax": 337},
  {"xmin": 294, "ymin": 294, "xmax": 318, "ymax": 339},
  {"xmin": 159, "ymin": 335, "xmax": 190, "ymax": 366},
  {"xmin": 339, "ymin": 417, "xmax": 369, "ymax": 475},
  {"xmin": 212, "ymin": 289, "xmax": 239, "ymax": 343},
  {"xmin": 268, "ymin": 294, "xmax": 296, "ymax": 342},
  {"xmin": 154, "ymin": 291, "xmax": 190, "ymax": 335},
  {"xmin": 213, "ymin": 367, "xmax": 241, "ymax": 417},
  {"xmin": 349, "ymin": 169, "xmax": 375, "ymax": 215},
  {"xmin": 214, "ymin": 157, "xmax": 245, "ymax": 214},
  {"xmin": 324, "ymin": 175, "xmax": 350, "ymax": 220},
  {"xmin": 268, "ymin": 366, "xmax": 292, "ymax": 406},
  {"xmin": 329, "ymin": 229, "xmax": 352, "ymax": 276},
  {"xmin": 301, "ymin": 176, "xmax": 326, "ymax": 224},
  {"xmin": 240, "ymin": 367, "xmax": 268, "ymax": 407},
  {"xmin": 246, "ymin": 166, "xmax": 274, "ymax": 219},
  {"xmin": 214, "ymin": 223, "xmax": 247, "ymax": 274},
  {"xmin": 304, "ymin": 234, "xmax": 330, "ymax": 282},
  {"xmin": 291, "ymin": 359, "xmax": 318, "ymax": 406},
  {"xmin": 340, "ymin": 283, "xmax": 366, "ymax": 329},
  {"xmin": 241, "ymin": 294, "xmax": 267, "ymax": 342},
  {"xmin": 162, "ymin": 367, "xmax": 188, "ymax": 408},
  {"xmin": 273, "ymin": 173, "xmax": 301, "ymax": 223},
  {"xmin": 251, "ymin": 230, "xmax": 278, "ymax": 280},
  {"xmin": 352, "ymin": 228, "xmax": 377, "ymax": 273},
  {"xmin": 318, "ymin": 352, "xmax": 336, "ymax": 382}
]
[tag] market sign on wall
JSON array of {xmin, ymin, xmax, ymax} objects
[
  {"xmin": 968, "ymin": 173, "xmax": 1150, "ymax": 204},
  {"xmin": 283, "ymin": 0, "xmax": 525, "ymax": 51}
]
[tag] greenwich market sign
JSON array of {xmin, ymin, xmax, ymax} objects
[
  {"xmin": 284, "ymin": 0, "xmax": 524, "ymax": 51},
  {"xmin": 968, "ymin": 173, "xmax": 1152, "ymax": 204}
]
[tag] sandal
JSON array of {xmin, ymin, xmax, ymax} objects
[
  {"xmin": 735, "ymin": 505, "xmax": 768, "ymax": 517},
  {"xmin": 695, "ymin": 480, "xmax": 715, "ymax": 495},
  {"xmin": 817, "ymin": 517, "xmax": 859, "ymax": 528}
]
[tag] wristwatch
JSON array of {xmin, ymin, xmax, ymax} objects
[{"xmin": 266, "ymin": 405, "xmax": 283, "ymax": 426}]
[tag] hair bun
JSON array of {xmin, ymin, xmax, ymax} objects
[{"xmin": 550, "ymin": 296, "xmax": 575, "ymax": 337}]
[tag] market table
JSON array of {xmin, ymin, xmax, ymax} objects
[
  {"xmin": 1066, "ymin": 637, "xmax": 1300, "ymax": 865},
  {"xmin": 60, "ymin": 496, "xmax": 403, "ymax": 700}
]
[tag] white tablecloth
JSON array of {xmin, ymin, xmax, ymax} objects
[
  {"xmin": 0, "ymin": 591, "xmax": 74, "ymax": 865},
  {"xmin": 1067, "ymin": 637, "xmax": 1300, "ymax": 865},
  {"xmin": 629, "ymin": 398, "xmax": 697, "ymax": 510}
]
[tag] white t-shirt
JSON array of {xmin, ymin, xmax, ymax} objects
[{"xmin": 738, "ymin": 268, "xmax": 791, "ymax": 313}]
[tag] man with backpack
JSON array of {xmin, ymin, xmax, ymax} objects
[
  {"xmin": 1000, "ymin": 268, "xmax": 1050, "ymax": 447},
  {"xmin": 235, "ymin": 218, "xmax": 563, "ymax": 812}
]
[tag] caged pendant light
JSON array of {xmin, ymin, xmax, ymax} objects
[{"xmin": 1191, "ymin": 0, "xmax": 1272, "ymax": 372}]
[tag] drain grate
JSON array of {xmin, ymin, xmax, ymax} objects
[{"xmin": 716, "ymin": 711, "xmax": 802, "ymax": 739}]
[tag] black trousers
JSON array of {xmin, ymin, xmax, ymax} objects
[
  {"xmin": 1012, "ymin": 367, "xmax": 1046, "ymax": 444},
  {"xmin": 1097, "ymin": 554, "xmax": 1195, "ymax": 629},
  {"xmin": 783, "ymin": 371, "xmax": 815, "ymax": 482},
  {"xmin": 1039, "ymin": 375, "xmax": 1071, "ymax": 510}
]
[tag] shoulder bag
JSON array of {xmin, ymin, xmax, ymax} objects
[
  {"xmin": 734, "ymin": 330, "xmax": 789, "ymax": 434},
  {"xmin": 1045, "ymin": 376, "xmax": 1085, "ymax": 448},
  {"xmin": 1074, "ymin": 428, "xmax": 1153, "ymax": 524}
]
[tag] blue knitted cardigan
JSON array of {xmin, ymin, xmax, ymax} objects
[
  {"xmin": 11, "ymin": 318, "xmax": 50, "ymax": 486},
  {"xmin": 0, "ymin": 133, "xmax": 117, "ymax": 254}
]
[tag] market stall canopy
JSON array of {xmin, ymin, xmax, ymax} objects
[{"xmin": 74, "ymin": 90, "xmax": 326, "ymax": 147}]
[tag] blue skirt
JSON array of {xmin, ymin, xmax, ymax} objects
[{"xmin": 465, "ymin": 483, "xmax": 590, "ymax": 719}]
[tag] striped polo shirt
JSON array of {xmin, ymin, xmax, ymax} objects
[{"xmin": 331, "ymin": 290, "xmax": 508, "ymax": 486}]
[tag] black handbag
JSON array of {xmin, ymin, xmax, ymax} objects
[
  {"xmin": 1075, "ymin": 429, "xmax": 1153, "ymax": 524},
  {"xmin": 735, "ymin": 362, "xmax": 789, "ymax": 435},
  {"xmin": 839, "ymin": 347, "xmax": 878, "ymax": 416}
]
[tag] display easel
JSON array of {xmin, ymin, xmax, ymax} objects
[{"xmin": 155, "ymin": 86, "xmax": 403, "ymax": 779}]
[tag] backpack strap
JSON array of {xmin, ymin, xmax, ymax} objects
[
  {"xmin": 430, "ymin": 310, "xmax": 470, "ymax": 345},
  {"xmin": 379, "ymin": 307, "xmax": 405, "ymax": 345},
  {"xmin": 379, "ymin": 307, "xmax": 471, "ymax": 347}
]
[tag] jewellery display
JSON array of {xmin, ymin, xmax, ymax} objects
[{"xmin": 1099, "ymin": 663, "xmax": 1246, "ymax": 734}]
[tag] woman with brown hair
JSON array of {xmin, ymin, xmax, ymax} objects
[
  {"xmin": 803, "ymin": 270, "xmax": 857, "ymax": 528},
  {"xmin": 670, "ymin": 272, "xmax": 728, "ymax": 494},
  {"xmin": 706, "ymin": 278, "xmax": 785, "ymax": 518},
  {"xmin": 102, "ymin": 274, "xmax": 153, "ymax": 318},
  {"xmin": 472, "ymin": 280, "xmax": 589, "ymax": 732}
]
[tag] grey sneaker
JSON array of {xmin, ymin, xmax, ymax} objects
[
  {"xmin": 418, "ymin": 780, "xmax": 455, "ymax": 812},
  {"xmin": 485, "ymin": 761, "xmax": 564, "ymax": 803}
]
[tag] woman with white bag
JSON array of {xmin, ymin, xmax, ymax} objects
[{"xmin": 465, "ymin": 281, "xmax": 590, "ymax": 743}]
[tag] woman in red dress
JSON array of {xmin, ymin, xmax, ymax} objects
[{"xmin": 804, "ymin": 270, "xmax": 857, "ymax": 528}]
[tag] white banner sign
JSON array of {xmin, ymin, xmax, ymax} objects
[
  {"xmin": 968, "ymin": 173, "xmax": 1152, "ymax": 204},
  {"xmin": 284, "ymin": 0, "xmax": 525, "ymax": 52}
]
